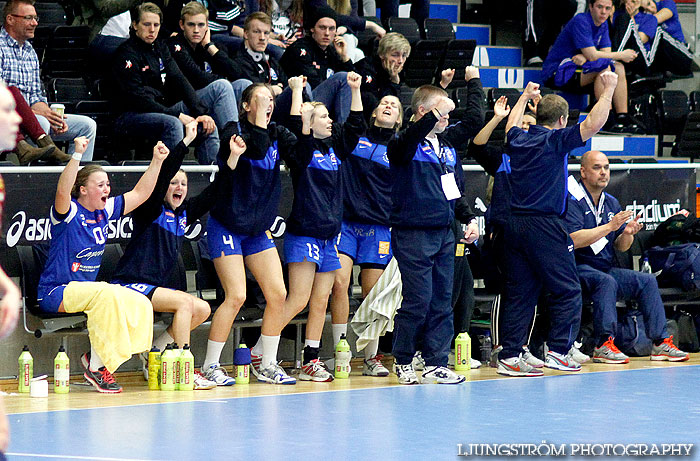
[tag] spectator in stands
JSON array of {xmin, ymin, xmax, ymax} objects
[
  {"xmin": 0, "ymin": 80, "xmax": 22, "ymax": 460},
  {"xmin": 496, "ymin": 73, "xmax": 617, "ymax": 378},
  {"xmin": 231, "ymin": 12, "xmax": 288, "ymax": 95},
  {"xmin": 377, "ymin": 0, "xmax": 430, "ymax": 33},
  {"xmin": 169, "ymin": 2, "xmax": 252, "ymax": 112},
  {"xmin": 279, "ymin": 6, "xmax": 353, "ymax": 123},
  {"xmin": 203, "ymin": 0, "xmax": 287, "ymax": 61},
  {"xmin": 522, "ymin": 0, "xmax": 578, "ymax": 66},
  {"xmin": 610, "ymin": 0, "xmax": 658, "ymax": 76},
  {"xmin": 355, "ymin": 32, "xmax": 410, "ymax": 121},
  {"xmin": 5, "ymin": 86, "xmax": 70, "ymax": 165},
  {"xmin": 258, "ymin": 0, "xmax": 304, "ymax": 49},
  {"xmin": 565, "ymin": 150, "xmax": 689, "ymax": 363},
  {"xmin": 73, "ymin": 0, "xmax": 139, "ymax": 68},
  {"xmin": 112, "ymin": 122, "xmax": 246, "ymax": 390},
  {"xmin": 644, "ymin": 0, "xmax": 694, "ymax": 75},
  {"xmin": 541, "ymin": 0, "xmax": 641, "ymax": 134},
  {"xmin": 0, "ymin": 0, "xmax": 98, "ymax": 161},
  {"xmin": 387, "ymin": 66, "xmax": 484, "ymax": 385},
  {"xmin": 111, "ymin": 2, "xmax": 237, "ymax": 164},
  {"xmin": 37, "ymin": 137, "xmax": 166, "ymax": 393}
]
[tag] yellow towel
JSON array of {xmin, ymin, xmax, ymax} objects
[{"xmin": 62, "ymin": 281, "xmax": 154, "ymax": 373}]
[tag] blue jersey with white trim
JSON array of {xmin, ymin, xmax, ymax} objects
[
  {"xmin": 38, "ymin": 196, "xmax": 125, "ymax": 293},
  {"xmin": 341, "ymin": 125, "xmax": 395, "ymax": 226}
]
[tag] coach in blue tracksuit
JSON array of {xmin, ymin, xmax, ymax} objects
[
  {"xmin": 387, "ymin": 66, "xmax": 484, "ymax": 385},
  {"xmin": 496, "ymin": 72, "xmax": 618, "ymax": 377}
]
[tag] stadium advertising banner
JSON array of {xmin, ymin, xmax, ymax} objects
[{"xmin": 0, "ymin": 167, "xmax": 695, "ymax": 253}]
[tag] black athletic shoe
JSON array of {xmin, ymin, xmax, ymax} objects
[{"xmin": 83, "ymin": 367, "xmax": 122, "ymax": 393}]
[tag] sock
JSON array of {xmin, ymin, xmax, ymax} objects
[
  {"xmin": 654, "ymin": 338, "xmax": 665, "ymax": 346},
  {"xmin": 251, "ymin": 336, "xmax": 263, "ymax": 356},
  {"xmin": 332, "ymin": 323, "xmax": 347, "ymax": 346},
  {"xmin": 364, "ymin": 338, "xmax": 379, "ymax": 360},
  {"xmin": 303, "ymin": 345, "xmax": 319, "ymax": 363},
  {"xmin": 305, "ymin": 339, "xmax": 320, "ymax": 348},
  {"xmin": 203, "ymin": 340, "xmax": 226, "ymax": 370},
  {"xmin": 89, "ymin": 346, "xmax": 105, "ymax": 371},
  {"xmin": 153, "ymin": 330, "xmax": 175, "ymax": 352},
  {"xmin": 261, "ymin": 334, "xmax": 281, "ymax": 368}
]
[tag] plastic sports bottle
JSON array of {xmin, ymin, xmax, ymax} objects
[
  {"xmin": 334, "ymin": 335, "xmax": 351, "ymax": 379},
  {"xmin": 160, "ymin": 344, "xmax": 177, "ymax": 391},
  {"xmin": 54, "ymin": 345, "xmax": 70, "ymax": 394},
  {"xmin": 454, "ymin": 332, "xmax": 471, "ymax": 372},
  {"xmin": 18, "ymin": 345, "xmax": 33, "ymax": 393},
  {"xmin": 178, "ymin": 345, "xmax": 195, "ymax": 391},
  {"xmin": 233, "ymin": 343, "xmax": 250, "ymax": 384},
  {"xmin": 148, "ymin": 346, "xmax": 161, "ymax": 390}
]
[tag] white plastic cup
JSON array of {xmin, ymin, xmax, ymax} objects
[
  {"xmin": 30, "ymin": 378, "xmax": 48, "ymax": 397},
  {"xmin": 50, "ymin": 103, "xmax": 65, "ymax": 118}
]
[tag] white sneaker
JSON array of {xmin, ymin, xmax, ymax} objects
[
  {"xmin": 421, "ymin": 365, "xmax": 466, "ymax": 384},
  {"xmin": 202, "ymin": 363, "xmax": 235, "ymax": 386},
  {"xmin": 522, "ymin": 346, "xmax": 545, "ymax": 368},
  {"xmin": 569, "ymin": 341, "xmax": 591, "ymax": 364},
  {"xmin": 193, "ymin": 370, "xmax": 217, "ymax": 390},
  {"xmin": 449, "ymin": 351, "xmax": 481, "ymax": 369},
  {"xmin": 497, "ymin": 354, "xmax": 544, "ymax": 377},
  {"xmin": 395, "ymin": 363, "xmax": 419, "ymax": 385},
  {"xmin": 300, "ymin": 359, "xmax": 334, "ymax": 382},
  {"xmin": 545, "ymin": 350, "xmax": 581, "ymax": 372},
  {"xmin": 470, "ymin": 358, "xmax": 482, "ymax": 369},
  {"xmin": 363, "ymin": 355, "xmax": 390, "ymax": 376},
  {"xmin": 411, "ymin": 351, "xmax": 425, "ymax": 371},
  {"xmin": 257, "ymin": 363, "xmax": 297, "ymax": 385}
]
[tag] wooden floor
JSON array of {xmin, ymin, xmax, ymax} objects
[{"xmin": 4, "ymin": 353, "xmax": 700, "ymax": 415}]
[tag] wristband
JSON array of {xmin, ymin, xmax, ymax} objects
[
  {"xmin": 72, "ymin": 152, "xmax": 83, "ymax": 162},
  {"xmin": 204, "ymin": 42, "xmax": 214, "ymax": 50}
]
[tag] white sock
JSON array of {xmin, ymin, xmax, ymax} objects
[
  {"xmin": 305, "ymin": 339, "xmax": 320, "ymax": 348},
  {"xmin": 203, "ymin": 340, "xmax": 226, "ymax": 370},
  {"xmin": 89, "ymin": 346, "xmax": 105, "ymax": 371},
  {"xmin": 251, "ymin": 336, "xmax": 263, "ymax": 356},
  {"xmin": 364, "ymin": 338, "xmax": 380, "ymax": 360},
  {"xmin": 153, "ymin": 330, "xmax": 174, "ymax": 352},
  {"xmin": 332, "ymin": 323, "xmax": 347, "ymax": 346},
  {"xmin": 261, "ymin": 334, "xmax": 281, "ymax": 368}
]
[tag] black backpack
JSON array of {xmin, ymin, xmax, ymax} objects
[{"xmin": 651, "ymin": 214, "xmax": 700, "ymax": 247}]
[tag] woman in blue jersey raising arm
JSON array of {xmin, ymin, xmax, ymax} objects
[
  {"xmin": 201, "ymin": 83, "xmax": 299, "ymax": 385},
  {"xmin": 111, "ymin": 122, "xmax": 247, "ymax": 389},
  {"xmin": 37, "ymin": 137, "xmax": 169, "ymax": 393}
]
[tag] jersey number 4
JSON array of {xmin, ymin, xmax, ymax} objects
[{"xmin": 223, "ymin": 235, "xmax": 235, "ymax": 250}]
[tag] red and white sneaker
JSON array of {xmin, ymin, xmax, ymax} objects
[
  {"xmin": 193, "ymin": 370, "xmax": 217, "ymax": 390},
  {"xmin": 299, "ymin": 359, "xmax": 334, "ymax": 382},
  {"xmin": 363, "ymin": 355, "xmax": 390, "ymax": 376},
  {"xmin": 651, "ymin": 336, "xmax": 689, "ymax": 362},
  {"xmin": 250, "ymin": 351, "xmax": 263, "ymax": 378}
]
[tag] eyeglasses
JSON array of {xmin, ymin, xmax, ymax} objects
[{"xmin": 9, "ymin": 14, "xmax": 39, "ymax": 22}]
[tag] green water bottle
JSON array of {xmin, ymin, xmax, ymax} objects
[
  {"xmin": 148, "ymin": 346, "xmax": 161, "ymax": 390},
  {"xmin": 54, "ymin": 345, "xmax": 70, "ymax": 394},
  {"xmin": 454, "ymin": 332, "xmax": 471, "ymax": 372},
  {"xmin": 18, "ymin": 345, "xmax": 33, "ymax": 393},
  {"xmin": 334, "ymin": 335, "xmax": 351, "ymax": 379},
  {"xmin": 160, "ymin": 344, "xmax": 177, "ymax": 391},
  {"xmin": 178, "ymin": 345, "xmax": 195, "ymax": 391}
]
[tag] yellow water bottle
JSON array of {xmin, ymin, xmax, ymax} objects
[
  {"xmin": 178, "ymin": 345, "xmax": 195, "ymax": 391},
  {"xmin": 160, "ymin": 344, "xmax": 177, "ymax": 391},
  {"xmin": 455, "ymin": 332, "xmax": 471, "ymax": 372},
  {"xmin": 233, "ymin": 343, "xmax": 250, "ymax": 384},
  {"xmin": 334, "ymin": 335, "xmax": 351, "ymax": 379},
  {"xmin": 18, "ymin": 345, "xmax": 33, "ymax": 393},
  {"xmin": 54, "ymin": 345, "xmax": 70, "ymax": 393},
  {"xmin": 148, "ymin": 346, "xmax": 161, "ymax": 390}
]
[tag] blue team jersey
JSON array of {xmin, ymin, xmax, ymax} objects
[
  {"xmin": 542, "ymin": 12, "xmax": 612, "ymax": 82},
  {"xmin": 38, "ymin": 196, "xmax": 125, "ymax": 294},
  {"xmin": 565, "ymin": 187, "xmax": 625, "ymax": 272},
  {"xmin": 507, "ymin": 124, "xmax": 585, "ymax": 216},
  {"xmin": 614, "ymin": 10, "xmax": 657, "ymax": 51},
  {"xmin": 657, "ymin": 0, "xmax": 685, "ymax": 42}
]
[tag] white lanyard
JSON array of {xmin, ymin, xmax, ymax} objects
[{"xmin": 582, "ymin": 184, "xmax": 605, "ymax": 226}]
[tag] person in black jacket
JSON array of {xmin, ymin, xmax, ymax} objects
[
  {"xmin": 111, "ymin": 122, "xmax": 245, "ymax": 389},
  {"xmin": 111, "ymin": 2, "xmax": 237, "ymax": 164},
  {"xmin": 231, "ymin": 12, "xmax": 288, "ymax": 94},
  {"xmin": 168, "ymin": 2, "xmax": 253, "ymax": 114},
  {"xmin": 387, "ymin": 66, "xmax": 484, "ymax": 385},
  {"xmin": 277, "ymin": 6, "xmax": 353, "ymax": 124}
]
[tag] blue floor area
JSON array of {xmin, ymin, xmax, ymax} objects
[{"xmin": 7, "ymin": 366, "xmax": 700, "ymax": 460}]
